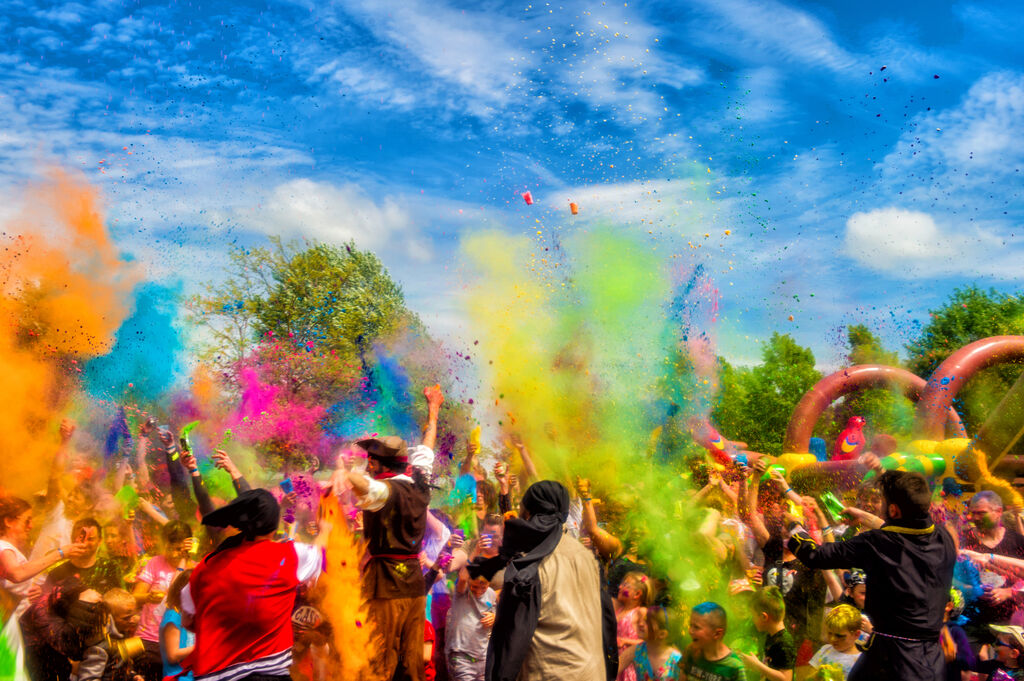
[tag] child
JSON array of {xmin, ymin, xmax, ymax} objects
[
  {"xmin": 978, "ymin": 625, "xmax": 1024, "ymax": 681},
  {"xmin": 681, "ymin": 601, "xmax": 747, "ymax": 681},
  {"xmin": 160, "ymin": 569, "xmax": 195, "ymax": 681},
  {"xmin": 941, "ymin": 588, "xmax": 975, "ymax": 681},
  {"xmin": 803, "ymin": 604, "xmax": 861, "ymax": 680},
  {"xmin": 619, "ymin": 606, "xmax": 683, "ymax": 681},
  {"xmin": 446, "ymin": 564, "xmax": 496, "ymax": 681},
  {"xmin": 617, "ymin": 572, "xmax": 652, "ymax": 681},
  {"xmin": 75, "ymin": 588, "xmax": 142, "ymax": 681},
  {"xmin": 737, "ymin": 586, "xmax": 795, "ymax": 681}
]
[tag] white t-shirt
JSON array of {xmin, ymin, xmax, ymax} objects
[
  {"xmin": 809, "ymin": 644, "xmax": 860, "ymax": 678},
  {"xmin": 0, "ymin": 540, "xmax": 30, "ymax": 598},
  {"xmin": 28, "ymin": 502, "xmax": 72, "ymax": 562}
]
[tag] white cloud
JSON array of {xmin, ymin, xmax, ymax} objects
[
  {"xmin": 844, "ymin": 208, "xmax": 1018, "ymax": 279},
  {"xmin": 685, "ymin": 0, "xmax": 862, "ymax": 75},
  {"xmin": 242, "ymin": 179, "xmax": 431, "ymax": 262},
  {"xmin": 880, "ymin": 71, "xmax": 1024, "ymax": 193},
  {"xmin": 341, "ymin": 0, "xmax": 526, "ymax": 115}
]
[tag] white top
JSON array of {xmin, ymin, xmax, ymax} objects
[
  {"xmin": 0, "ymin": 539, "xmax": 31, "ymax": 598},
  {"xmin": 356, "ymin": 446, "xmax": 435, "ymax": 512},
  {"xmin": 809, "ymin": 644, "xmax": 860, "ymax": 678}
]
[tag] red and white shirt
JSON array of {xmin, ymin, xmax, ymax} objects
[{"xmin": 181, "ymin": 539, "xmax": 322, "ymax": 681}]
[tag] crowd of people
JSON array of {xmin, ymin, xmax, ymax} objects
[{"xmin": 1, "ymin": 383, "xmax": 1022, "ymax": 681}]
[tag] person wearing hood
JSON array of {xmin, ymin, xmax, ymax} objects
[
  {"xmin": 180, "ymin": 489, "xmax": 323, "ymax": 681},
  {"xmin": 472, "ymin": 480, "xmax": 616, "ymax": 681}
]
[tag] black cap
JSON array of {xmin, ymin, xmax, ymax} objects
[{"xmin": 202, "ymin": 489, "xmax": 280, "ymax": 538}]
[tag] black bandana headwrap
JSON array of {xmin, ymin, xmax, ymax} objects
[
  {"xmin": 479, "ymin": 480, "xmax": 569, "ymax": 681},
  {"xmin": 202, "ymin": 488, "xmax": 280, "ymax": 556}
]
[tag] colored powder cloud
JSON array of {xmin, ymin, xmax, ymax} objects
[
  {"xmin": 0, "ymin": 170, "xmax": 135, "ymax": 494},
  {"xmin": 462, "ymin": 225, "xmax": 730, "ymax": 606},
  {"xmin": 84, "ymin": 281, "xmax": 185, "ymax": 402}
]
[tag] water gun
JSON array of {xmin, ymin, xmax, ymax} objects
[{"xmin": 820, "ymin": 491, "xmax": 847, "ymax": 524}]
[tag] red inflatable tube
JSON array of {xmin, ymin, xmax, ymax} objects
[
  {"xmin": 783, "ymin": 364, "xmax": 965, "ymax": 454},
  {"xmin": 915, "ymin": 336, "xmax": 1024, "ymax": 440}
]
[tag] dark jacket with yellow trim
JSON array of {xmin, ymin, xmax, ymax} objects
[{"xmin": 787, "ymin": 517, "xmax": 956, "ymax": 639}]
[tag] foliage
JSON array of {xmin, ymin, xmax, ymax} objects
[
  {"xmin": 253, "ymin": 243, "xmax": 408, "ymax": 360},
  {"xmin": 821, "ymin": 324, "xmax": 916, "ymax": 446},
  {"xmin": 905, "ymin": 286, "xmax": 1024, "ymax": 436},
  {"xmin": 712, "ymin": 333, "xmax": 821, "ymax": 456}
]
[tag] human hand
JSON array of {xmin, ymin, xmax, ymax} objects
[
  {"xmin": 576, "ymin": 476, "xmax": 592, "ymax": 500},
  {"xmin": 736, "ymin": 651, "xmax": 757, "ymax": 667},
  {"xmin": 212, "ymin": 450, "xmax": 241, "ymax": 478},
  {"xmin": 181, "ymin": 451, "xmax": 199, "ymax": 473},
  {"xmin": 62, "ymin": 542, "xmax": 90, "ymax": 560},
  {"xmin": 149, "ymin": 591, "xmax": 166, "ymax": 604},
  {"xmin": 986, "ymin": 587, "xmax": 1015, "ymax": 605},
  {"xmin": 26, "ymin": 582, "xmax": 42, "ymax": 604},
  {"xmin": 282, "ymin": 492, "xmax": 298, "ymax": 508},
  {"xmin": 746, "ymin": 566, "xmax": 763, "ymax": 586},
  {"xmin": 509, "ymin": 474, "xmax": 520, "ymax": 494},
  {"xmin": 139, "ymin": 417, "xmax": 155, "ymax": 437},
  {"xmin": 859, "ymin": 453, "xmax": 884, "ymax": 474},
  {"xmin": 480, "ymin": 612, "xmax": 495, "ymax": 628},
  {"xmin": 424, "ymin": 384, "xmax": 445, "ymax": 409},
  {"xmin": 448, "ymin": 533, "xmax": 465, "ymax": 551},
  {"xmin": 769, "ymin": 467, "xmax": 788, "ymax": 486},
  {"xmin": 60, "ymin": 419, "xmax": 76, "ymax": 444},
  {"xmin": 752, "ymin": 457, "xmax": 768, "ymax": 475},
  {"xmin": 158, "ymin": 429, "xmax": 174, "ymax": 447}
]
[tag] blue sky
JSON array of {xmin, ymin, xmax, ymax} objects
[{"xmin": 2, "ymin": 0, "xmax": 1022, "ymax": 368}]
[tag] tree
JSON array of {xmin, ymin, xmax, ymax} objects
[
  {"xmin": 712, "ymin": 333, "xmax": 821, "ymax": 456},
  {"xmin": 254, "ymin": 243, "xmax": 408, "ymax": 361},
  {"xmin": 823, "ymin": 325, "xmax": 915, "ymax": 447},
  {"xmin": 191, "ymin": 238, "xmax": 409, "ymax": 370},
  {"xmin": 906, "ymin": 286, "xmax": 1024, "ymax": 435}
]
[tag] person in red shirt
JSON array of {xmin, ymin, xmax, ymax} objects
[{"xmin": 181, "ymin": 489, "xmax": 323, "ymax": 681}]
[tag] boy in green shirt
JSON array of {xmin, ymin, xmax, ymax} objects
[{"xmin": 682, "ymin": 601, "xmax": 748, "ymax": 681}]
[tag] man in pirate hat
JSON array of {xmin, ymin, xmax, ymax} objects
[{"xmin": 342, "ymin": 385, "xmax": 444, "ymax": 681}]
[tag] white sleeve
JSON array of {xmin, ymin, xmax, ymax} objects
[
  {"xmin": 357, "ymin": 476, "xmax": 390, "ymax": 512},
  {"xmin": 181, "ymin": 584, "xmax": 195, "ymax": 616},
  {"xmin": 408, "ymin": 445, "xmax": 435, "ymax": 475},
  {"xmin": 294, "ymin": 543, "xmax": 325, "ymax": 583}
]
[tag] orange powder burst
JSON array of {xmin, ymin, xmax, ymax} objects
[
  {"xmin": 319, "ymin": 494, "xmax": 371, "ymax": 678},
  {"xmin": 0, "ymin": 169, "xmax": 135, "ymax": 494}
]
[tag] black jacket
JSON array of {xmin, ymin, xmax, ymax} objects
[{"xmin": 788, "ymin": 517, "xmax": 955, "ymax": 638}]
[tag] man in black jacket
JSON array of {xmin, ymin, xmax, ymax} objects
[{"xmin": 786, "ymin": 471, "xmax": 955, "ymax": 681}]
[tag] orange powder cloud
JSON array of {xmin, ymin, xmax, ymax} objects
[{"xmin": 0, "ymin": 170, "xmax": 136, "ymax": 495}]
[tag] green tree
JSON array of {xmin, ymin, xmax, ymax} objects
[
  {"xmin": 191, "ymin": 238, "xmax": 409, "ymax": 369},
  {"xmin": 254, "ymin": 243, "xmax": 408, "ymax": 360},
  {"xmin": 712, "ymin": 333, "xmax": 821, "ymax": 456},
  {"xmin": 824, "ymin": 325, "xmax": 915, "ymax": 447},
  {"xmin": 905, "ymin": 286, "xmax": 1024, "ymax": 436}
]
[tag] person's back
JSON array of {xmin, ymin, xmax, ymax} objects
[
  {"xmin": 186, "ymin": 538, "xmax": 319, "ymax": 678},
  {"xmin": 788, "ymin": 471, "xmax": 956, "ymax": 681},
  {"xmin": 516, "ymin": 531, "xmax": 605, "ymax": 681}
]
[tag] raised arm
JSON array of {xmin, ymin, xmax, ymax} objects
[
  {"xmin": 421, "ymin": 384, "xmax": 444, "ymax": 451},
  {"xmin": 738, "ymin": 464, "xmax": 770, "ymax": 548},
  {"xmin": 512, "ymin": 437, "xmax": 539, "ymax": 482},
  {"xmin": 212, "ymin": 450, "xmax": 251, "ymax": 493},
  {"xmin": 44, "ymin": 419, "xmax": 75, "ymax": 511},
  {"xmin": 577, "ymin": 477, "xmax": 623, "ymax": 560}
]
